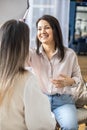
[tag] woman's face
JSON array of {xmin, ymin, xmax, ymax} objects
[{"xmin": 37, "ymin": 20, "xmax": 54, "ymax": 44}]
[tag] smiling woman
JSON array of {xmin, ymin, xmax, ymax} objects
[{"xmin": 28, "ymin": 14, "xmax": 85, "ymax": 130}]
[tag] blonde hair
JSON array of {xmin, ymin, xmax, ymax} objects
[{"xmin": 0, "ymin": 20, "xmax": 29, "ymax": 104}]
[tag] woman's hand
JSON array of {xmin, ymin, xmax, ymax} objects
[{"xmin": 51, "ymin": 74, "xmax": 75, "ymax": 88}]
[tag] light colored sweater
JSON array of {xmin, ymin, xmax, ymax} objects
[{"xmin": 0, "ymin": 71, "xmax": 56, "ymax": 130}]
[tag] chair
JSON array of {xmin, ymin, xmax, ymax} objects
[{"xmin": 77, "ymin": 107, "xmax": 87, "ymax": 130}]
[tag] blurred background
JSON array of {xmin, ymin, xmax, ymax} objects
[{"xmin": 0, "ymin": 0, "xmax": 87, "ymax": 129}]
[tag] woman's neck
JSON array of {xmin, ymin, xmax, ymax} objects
[{"xmin": 42, "ymin": 43, "xmax": 55, "ymax": 59}]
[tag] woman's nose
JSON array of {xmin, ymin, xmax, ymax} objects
[{"xmin": 41, "ymin": 28, "xmax": 46, "ymax": 33}]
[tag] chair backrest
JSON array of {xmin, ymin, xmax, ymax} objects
[{"xmin": 77, "ymin": 107, "xmax": 87, "ymax": 124}]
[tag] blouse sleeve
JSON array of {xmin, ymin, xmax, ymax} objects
[
  {"xmin": 71, "ymin": 52, "xmax": 83, "ymax": 86},
  {"xmin": 23, "ymin": 74, "xmax": 56, "ymax": 130}
]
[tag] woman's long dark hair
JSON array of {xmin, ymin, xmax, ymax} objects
[{"xmin": 36, "ymin": 14, "xmax": 65, "ymax": 61}]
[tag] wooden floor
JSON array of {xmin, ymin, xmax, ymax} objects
[
  {"xmin": 79, "ymin": 124, "xmax": 86, "ymax": 130},
  {"xmin": 58, "ymin": 124, "xmax": 86, "ymax": 130},
  {"xmin": 77, "ymin": 55, "xmax": 87, "ymax": 82}
]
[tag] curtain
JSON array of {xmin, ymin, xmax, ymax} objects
[
  {"xmin": 55, "ymin": 0, "xmax": 70, "ymax": 46},
  {"xmin": 25, "ymin": 0, "xmax": 70, "ymax": 47}
]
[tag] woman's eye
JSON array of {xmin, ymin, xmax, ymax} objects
[
  {"xmin": 37, "ymin": 26, "xmax": 51, "ymax": 31},
  {"xmin": 37, "ymin": 28, "xmax": 41, "ymax": 31},
  {"xmin": 45, "ymin": 26, "xmax": 50, "ymax": 29}
]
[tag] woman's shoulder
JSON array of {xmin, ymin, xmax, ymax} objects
[
  {"xmin": 26, "ymin": 70, "xmax": 37, "ymax": 82},
  {"xmin": 17, "ymin": 71, "xmax": 36, "ymax": 85},
  {"xmin": 65, "ymin": 47, "xmax": 77, "ymax": 57},
  {"xmin": 29, "ymin": 48, "xmax": 37, "ymax": 55},
  {"xmin": 14, "ymin": 71, "xmax": 36, "ymax": 90},
  {"xmin": 24, "ymin": 71, "xmax": 40, "ymax": 89}
]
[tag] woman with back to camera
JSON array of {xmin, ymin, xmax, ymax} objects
[
  {"xmin": 28, "ymin": 15, "xmax": 83, "ymax": 130},
  {"xmin": 0, "ymin": 20, "xmax": 56, "ymax": 130}
]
